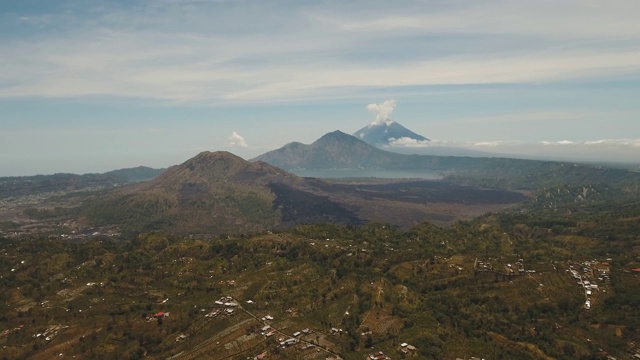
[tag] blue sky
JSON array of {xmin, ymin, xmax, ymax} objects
[{"xmin": 1, "ymin": 0, "xmax": 639, "ymax": 176}]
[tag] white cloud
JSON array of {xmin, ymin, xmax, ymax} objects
[
  {"xmin": 335, "ymin": 1, "xmax": 640, "ymax": 40},
  {"xmin": 541, "ymin": 140, "xmax": 575, "ymax": 145},
  {"xmin": 1, "ymin": 1, "xmax": 639, "ymax": 103},
  {"xmin": 367, "ymin": 100, "xmax": 396, "ymax": 126},
  {"xmin": 442, "ymin": 138, "xmax": 640, "ymax": 163},
  {"xmin": 388, "ymin": 137, "xmax": 430, "ymax": 148},
  {"xmin": 472, "ymin": 141, "xmax": 506, "ymax": 147},
  {"xmin": 379, "ymin": 136, "xmax": 640, "ymax": 163},
  {"xmin": 583, "ymin": 139, "xmax": 640, "ymax": 147},
  {"xmin": 226, "ymin": 131, "xmax": 248, "ymax": 147}
]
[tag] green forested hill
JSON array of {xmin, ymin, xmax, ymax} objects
[{"xmin": 2, "ymin": 197, "xmax": 639, "ymax": 359}]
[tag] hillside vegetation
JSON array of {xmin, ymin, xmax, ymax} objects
[
  {"xmin": 2, "ymin": 148, "xmax": 640, "ymax": 359},
  {"xmin": 1, "ymin": 198, "xmax": 639, "ymax": 359}
]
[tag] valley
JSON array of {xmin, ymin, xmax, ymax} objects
[{"xmin": 1, "ymin": 141, "xmax": 639, "ymax": 360}]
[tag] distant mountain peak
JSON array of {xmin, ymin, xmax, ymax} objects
[
  {"xmin": 148, "ymin": 151, "xmax": 294, "ymax": 191},
  {"xmin": 183, "ymin": 151, "xmax": 244, "ymax": 169},
  {"xmin": 318, "ymin": 130, "xmax": 351, "ymax": 138},
  {"xmin": 314, "ymin": 130, "xmax": 360, "ymax": 144},
  {"xmin": 252, "ymin": 130, "xmax": 396, "ymax": 170},
  {"xmin": 188, "ymin": 150, "xmax": 246, "ymax": 162},
  {"xmin": 354, "ymin": 121, "xmax": 430, "ymax": 147}
]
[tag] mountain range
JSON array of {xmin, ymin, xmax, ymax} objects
[
  {"xmin": 7, "ymin": 128, "xmax": 640, "ymax": 236},
  {"xmin": 78, "ymin": 128, "xmax": 640, "ymax": 235},
  {"xmin": 253, "ymin": 130, "xmax": 516, "ymax": 173},
  {"xmin": 77, "ymin": 149, "xmax": 530, "ymax": 233},
  {"xmin": 0, "ymin": 166, "xmax": 164, "ymax": 198},
  {"xmin": 253, "ymin": 130, "xmax": 640, "ymax": 192},
  {"xmin": 251, "ymin": 130, "xmax": 532, "ymax": 173}
]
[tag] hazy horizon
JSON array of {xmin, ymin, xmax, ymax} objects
[{"xmin": 1, "ymin": 1, "xmax": 639, "ymax": 176}]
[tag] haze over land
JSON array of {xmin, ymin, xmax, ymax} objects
[{"xmin": 1, "ymin": 0, "xmax": 640, "ymax": 176}]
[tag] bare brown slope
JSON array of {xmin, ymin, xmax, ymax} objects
[
  {"xmin": 142, "ymin": 151, "xmax": 299, "ymax": 190},
  {"xmin": 83, "ymin": 152, "xmax": 361, "ymax": 234}
]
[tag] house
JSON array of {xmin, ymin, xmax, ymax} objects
[
  {"xmin": 280, "ymin": 338, "xmax": 298, "ymax": 347},
  {"xmin": 368, "ymin": 351, "xmax": 390, "ymax": 360},
  {"xmin": 399, "ymin": 343, "xmax": 417, "ymax": 354}
]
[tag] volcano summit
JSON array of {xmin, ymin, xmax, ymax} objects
[{"xmin": 354, "ymin": 120, "xmax": 430, "ymax": 147}]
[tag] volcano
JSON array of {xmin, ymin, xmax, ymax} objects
[{"xmin": 353, "ymin": 121, "xmax": 430, "ymax": 147}]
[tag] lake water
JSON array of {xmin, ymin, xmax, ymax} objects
[{"xmin": 289, "ymin": 168, "xmax": 443, "ymax": 180}]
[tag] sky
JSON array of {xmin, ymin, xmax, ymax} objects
[{"xmin": 1, "ymin": 0, "xmax": 639, "ymax": 176}]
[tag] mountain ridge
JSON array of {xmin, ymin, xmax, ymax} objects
[
  {"xmin": 253, "ymin": 130, "xmax": 409, "ymax": 170},
  {"xmin": 83, "ymin": 151, "xmax": 362, "ymax": 233},
  {"xmin": 0, "ymin": 165, "xmax": 165, "ymax": 198},
  {"xmin": 253, "ymin": 130, "xmax": 640, "ymax": 192}
]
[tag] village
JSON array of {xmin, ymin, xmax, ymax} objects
[
  {"xmin": 473, "ymin": 256, "xmax": 615, "ymax": 313},
  {"xmin": 567, "ymin": 259, "xmax": 611, "ymax": 310},
  {"xmin": 1, "ymin": 224, "xmax": 639, "ymax": 360}
]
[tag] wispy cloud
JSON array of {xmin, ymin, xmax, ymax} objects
[
  {"xmin": 226, "ymin": 131, "xmax": 248, "ymax": 148},
  {"xmin": 388, "ymin": 137, "xmax": 430, "ymax": 148},
  {"xmin": 426, "ymin": 138, "xmax": 640, "ymax": 163},
  {"xmin": 1, "ymin": 1, "xmax": 639, "ymax": 103},
  {"xmin": 541, "ymin": 140, "xmax": 575, "ymax": 145},
  {"xmin": 451, "ymin": 138, "xmax": 640, "ymax": 148}
]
